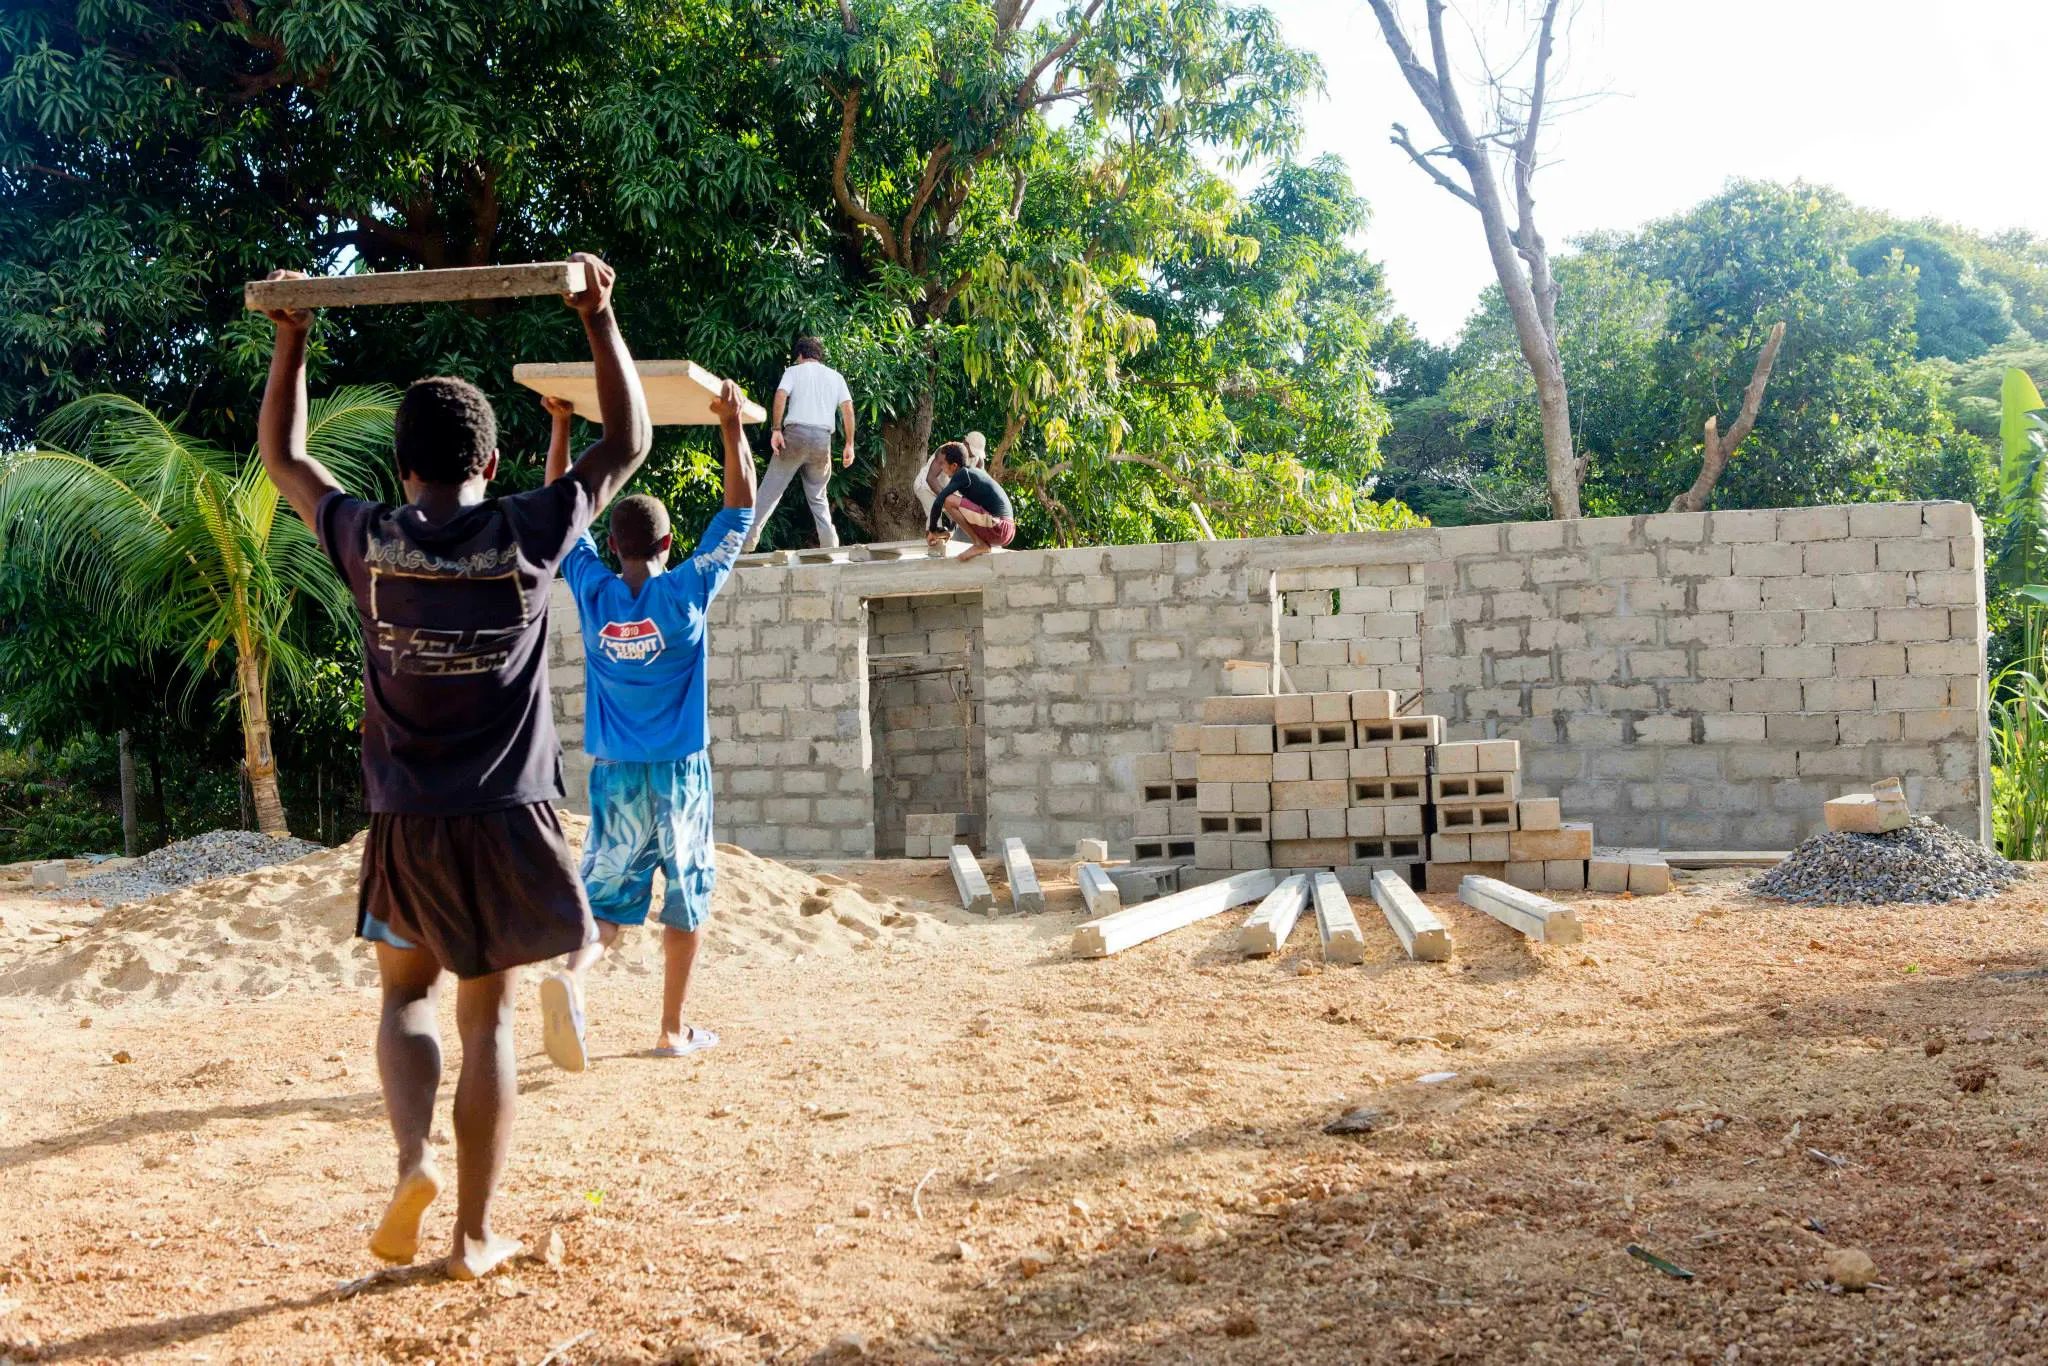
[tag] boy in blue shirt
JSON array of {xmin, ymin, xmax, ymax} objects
[{"xmin": 536, "ymin": 380, "xmax": 755, "ymax": 1069}]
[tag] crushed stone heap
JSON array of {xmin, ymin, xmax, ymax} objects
[
  {"xmin": 1750, "ymin": 817, "xmax": 2024, "ymax": 906},
  {"xmin": 41, "ymin": 829, "xmax": 325, "ymax": 907}
]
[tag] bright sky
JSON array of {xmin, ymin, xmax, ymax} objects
[{"xmin": 1263, "ymin": 0, "xmax": 2048, "ymax": 342}]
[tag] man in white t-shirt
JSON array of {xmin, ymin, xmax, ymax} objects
[{"xmin": 743, "ymin": 337, "xmax": 855, "ymax": 551}]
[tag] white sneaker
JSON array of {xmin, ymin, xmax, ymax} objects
[{"xmin": 539, "ymin": 972, "xmax": 587, "ymax": 1072}]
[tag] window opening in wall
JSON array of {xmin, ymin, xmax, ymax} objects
[{"xmin": 865, "ymin": 592, "xmax": 987, "ymax": 857}]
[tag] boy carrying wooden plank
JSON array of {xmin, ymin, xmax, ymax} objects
[
  {"xmin": 256, "ymin": 252, "xmax": 652, "ymax": 1280},
  {"xmin": 534, "ymin": 374, "xmax": 755, "ymax": 1069}
]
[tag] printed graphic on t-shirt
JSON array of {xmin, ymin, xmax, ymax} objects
[
  {"xmin": 692, "ymin": 525, "xmax": 745, "ymax": 574},
  {"xmin": 598, "ymin": 617, "xmax": 667, "ymax": 664},
  {"xmin": 365, "ymin": 532, "xmax": 530, "ymax": 677}
]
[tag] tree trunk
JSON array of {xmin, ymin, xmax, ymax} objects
[
  {"xmin": 870, "ymin": 386, "xmax": 936, "ymax": 543},
  {"xmin": 235, "ymin": 648, "xmax": 290, "ymax": 837},
  {"xmin": 1533, "ymin": 359, "xmax": 1579, "ymax": 520},
  {"xmin": 117, "ymin": 729, "xmax": 139, "ymax": 857},
  {"xmin": 146, "ymin": 745, "xmax": 167, "ymax": 843}
]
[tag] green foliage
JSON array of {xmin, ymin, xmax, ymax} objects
[
  {"xmin": 1991, "ymin": 609, "xmax": 2048, "ymax": 861},
  {"xmin": 1992, "ymin": 367, "xmax": 2048, "ymax": 591},
  {"xmin": 0, "ymin": 736, "xmax": 122, "ymax": 863},
  {"xmin": 1849, "ymin": 231, "xmax": 2017, "ymax": 361}
]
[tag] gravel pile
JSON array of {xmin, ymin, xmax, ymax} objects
[
  {"xmin": 42, "ymin": 830, "xmax": 325, "ymax": 907},
  {"xmin": 1750, "ymin": 817, "xmax": 2025, "ymax": 905}
]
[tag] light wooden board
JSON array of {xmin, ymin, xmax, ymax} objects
[
  {"xmin": 1311, "ymin": 871, "xmax": 1368, "ymax": 964},
  {"xmin": 245, "ymin": 262, "xmax": 585, "ymax": 310},
  {"xmin": 1237, "ymin": 874, "xmax": 1310, "ymax": 956},
  {"xmin": 1071, "ymin": 868, "xmax": 1277, "ymax": 959},
  {"xmin": 949, "ymin": 845, "xmax": 994, "ymax": 916},
  {"xmin": 1660, "ymin": 850, "xmax": 1786, "ymax": 869},
  {"xmin": 512, "ymin": 359, "xmax": 767, "ymax": 426},
  {"xmin": 1002, "ymin": 837, "xmax": 1044, "ymax": 913},
  {"xmin": 1370, "ymin": 868, "xmax": 1451, "ymax": 961},
  {"xmin": 1459, "ymin": 875, "xmax": 1583, "ymax": 945}
]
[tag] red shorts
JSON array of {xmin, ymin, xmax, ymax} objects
[{"xmin": 948, "ymin": 496, "xmax": 1015, "ymax": 548}]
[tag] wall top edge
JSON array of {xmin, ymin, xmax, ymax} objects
[{"xmin": 725, "ymin": 500, "xmax": 1979, "ymax": 595}]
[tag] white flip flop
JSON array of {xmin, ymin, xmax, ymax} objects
[
  {"xmin": 539, "ymin": 972, "xmax": 587, "ymax": 1072},
  {"xmin": 648, "ymin": 1025, "xmax": 719, "ymax": 1058}
]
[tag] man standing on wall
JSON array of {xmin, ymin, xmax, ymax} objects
[{"xmin": 742, "ymin": 337, "xmax": 854, "ymax": 552}]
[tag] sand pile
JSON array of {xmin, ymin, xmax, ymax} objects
[{"xmin": 0, "ymin": 816, "xmax": 957, "ymax": 1007}]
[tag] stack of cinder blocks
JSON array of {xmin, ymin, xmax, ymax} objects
[
  {"xmin": 1127, "ymin": 688, "xmax": 1649, "ymax": 895},
  {"xmin": 902, "ymin": 812, "xmax": 982, "ymax": 858}
]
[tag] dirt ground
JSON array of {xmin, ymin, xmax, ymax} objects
[{"xmin": 4, "ymin": 853, "xmax": 2048, "ymax": 1365}]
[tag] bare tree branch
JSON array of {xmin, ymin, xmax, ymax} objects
[
  {"xmin": 1512, "ymin": 0, "xmax": 1562, "ymax": 339},
  {"xmin": 1389, "ymin": 123, "xmax": 1477, "ymax": 208},
  {"xmin": 828, "ymin": 83, "xmax": 900, "ymax": 265},
  {"xmin": 837, "ymin": 0, "xmax": 857, "ymax": 34},
  {"xmin": 1668, "ymin": 322, "xmax": 1788, "ymax": 514},
  {"xmin": 899, "ymin": 142, "xmax": 954, "ymax": 268}
]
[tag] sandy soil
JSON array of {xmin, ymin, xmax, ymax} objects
[{"xmin": 3, "ymin": 851, "xmax": 2048, "ymax": 1364}]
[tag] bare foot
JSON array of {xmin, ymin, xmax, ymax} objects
[
  {"xmin": 956, "ymin": 543, "xmax": 989, "ymax": 561},
  {"xmin": 650, "ymin": 1024, "xmax": 719, "ymax": 1057},
  {"xmin": 445, "ymin": 1230, "xmax": 524, "ymax": 1281},
  {"xmin": 368, "ymin": 1161, "xmax": 443, "ymax": 1264}
]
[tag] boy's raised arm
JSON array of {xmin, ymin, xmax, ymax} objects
[
  {"xmin": 256, "ymin": 270, "xmax": 345, "ymax": 527},
  {"xmin": 710, "ymin": 380, "xmax": 757, "ymax": 512},
  {"xmin": 563, "ymin": 252, "xmax": 653, "ymax": 510},
  {"xmin": 541, "ymin": 395, "xmax": 576, "ymax": 486}
]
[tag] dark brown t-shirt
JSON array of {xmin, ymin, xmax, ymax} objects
[{"xmin": 317, "ymin": 475, "xmax": 595, "ymax": 815}]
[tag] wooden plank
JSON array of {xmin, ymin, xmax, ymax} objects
[
  {"xmin": 1002, "ymin": 837, "xmax": 1044, "ymax": 913},
  {"xmin": 1070, "ymin": 868, "xmax": 1277, "ymax": 959},
  {"xmin": 1075, "ymin": 863, "xmax": 1121, "ymax": 918},
  {"xmin": 246, "ymin": 262, "xmax": 585, "ymax": 311},
  {"xmin": 1371, "ymin": 868, "xmax": 1451, "ymax": 962},
  {"xmin": 949, "ymin": 844, "xmax": 994, "ymax": 916},
  {"xmin": 1237, "ymin": 874, "xmax": 1310, "ymax": 956},
  {"xmin": 1311, "ymin": 871, "xmax": 1367, "ymax": 965},
  {"xmin": 1458, "ymin": 875, "xmax": 1583, "ymax": 945},
  {"xmin": 513, "ymin": 358, "xmax": 767, "ymax": 426}
]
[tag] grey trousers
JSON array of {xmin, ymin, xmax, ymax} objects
[{"xmin": 742, "ymin": 423, "xmax": 838, "ymax": 551}]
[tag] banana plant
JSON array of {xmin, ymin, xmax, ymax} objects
[{"xmin": 1994, "ymin": 366, "xmax": 2048, "ymax": 592}]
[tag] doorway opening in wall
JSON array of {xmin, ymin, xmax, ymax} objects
[{"xmin": 865, "ymin": 591, "xmax": 987, "ymax": 857}]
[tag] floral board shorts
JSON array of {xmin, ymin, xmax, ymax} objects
[{"xmin": 580, "ymin": 751, "xmax": 718, "ymax": 932}]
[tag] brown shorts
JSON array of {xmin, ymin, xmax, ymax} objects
[{"xmin": 357, "ymin": 802, "xmax": 594, "ymax": 979}]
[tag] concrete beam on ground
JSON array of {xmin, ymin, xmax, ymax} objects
[
  {"xmin": 1002, "ymin": 837, "xmax": 1044, "ymax": 913},
  {"xmin": 1458, "ymin": 875, "xmax": 1583, "ymax": 944},
  {"xmin": 1237, "ymin": 874, "xmax": 1310, "ymax": 956},
  {"xmin": 1071, "ymin": 868, "xmax": 1278, "ymax": 959},
  {"xmin": 949, "ymin": 844, "xmax": 995, "ymax": 915},
  {"xmin": 247, "ymin": 261, "xmax": 584, "ymax": 310},
  {"xmin": 1311, "ymin": 871, "xmax": 1368, "ymax": 965},
  {"xmin": 1371, "ymin": 868, "xmax": 1451, "ymax": 962},
  {"xmin": 1075, "ymin": 862, "xmax": 1121, "ymax": 917}
]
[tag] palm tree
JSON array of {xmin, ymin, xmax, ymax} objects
[{"xmin": 0, "ymin": 389, "xmax": 397, "ymax": 837}]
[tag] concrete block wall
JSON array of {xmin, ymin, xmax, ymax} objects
[
  {"xmin": 868, "ymin": 592, "xmax": 986, "ymax": 855},
  {"xmin": 545, "ymin": 501, "xmax": 1990, "ymax": 856}
]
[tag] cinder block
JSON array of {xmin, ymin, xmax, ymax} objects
[
  {"xmin": 1424, "ymin": 860, "xmax": 1507, "ymax": 894},
  {"xmin": 1310, "ymin": 691, "xmax": 1351, "ymax": 722},
  {"xmin": 903, "ymin": 834, "xmax": 930, "ymax": 858},
  {"xmin": 1432, "ymin": 772, "xmax": 1520, "ymax": 805},
  {"xmin": 1196, "ymin": 754, "xmax": 1274, "ymax": 783},
  {"xmin": 1349, "ymin": 689, "xmax": 1398, "ymax": 720},
  {"xmin": 1352, "ymin": 715, "xmax": 1442, "ymax": 746},
  {"xmin": 1134, "ymin": 753, "xmax": 1172, "ymax": 783},
  {"xmin": 1276, "ymin": 720, "xmax": 1354, "ymax": 750},
  {"xmin": 1543, "ymin": 860, "xmax": 1586, "ymax": 891},
  {"xmin": 1430, "ymin": 832, "xmax": 1471, "ymax": 862},
  {"xmin": 1198, "ymin": 725, "xmax": 1238, "ymax": 755},
  {"xmin": 1346, "ymin": 806, "xmax": 1385, "ymax": 838},
  {"xmin": 1348, "ymin": 746, "xmax": 1388, "ymax": 779},
  {"xmin": 1272, "ymin": 751, "xmax": 1311, "ymax": 782},
  {"xmin": 1273, "ymin": 694, "xmax": 1315, "ymax": 725},
  {"xmin": 1387, "ymin": 746, "xmax": 1430, "ymax": 778},
  {"xmin": 1231, "ymin": 782, "xmax": 1272, "ymax": 814},
  {"xmin": 1231, "ymin": 840, "xmax": 1270, "ymax": 871},
  {"xmin": 1233, "ymin": 724, "xmax": 1276, "ymax": 754},
  {"xmin": 1351, "ymin": 776, "xmax": 1428, "ymax": 806},
  {"xmin": 1195, "ymin": 837, "xmax": 1232, "ymax": 870},
  {"xmin": 1383, "ymin": 804, "xmax": 1424, "ymax": 838},
  {"xmin": 1505, "ymin": 861, "xmax": 1546, "ymax": 891},
  {"xmin": 1270, "ymin": 809, "xmax": 1308, "ymax": 841},
  {"xmin": 1469, "ymin": 832, "xmax": 1512, "ymax": 862},
  {"xmin": 1169, "ymin": 723, "xmax": 1201, "ymax": 752},
  {"xmin": 1201, "ymin": 695, "xmax": 1278, "ymax": 725},
  {"xmin": 1196, "ymin": 782, "xmax": 1232, "ymax": 813},
  {"xmin": 1824, "ymin": 792, "xmax": 1910, "ymax": 834},
  {"xmin": 1628, "ymin": 859, "xmax": 1674, "ymax": 894},
  {"xmin": 1436, "ymin": 740, "xmax": 1480, "ymax": 774},
  {"xmin": 1508, "ymin": 822, "xmax": 1593, "ymax": 861},
  {"xmin": 1309, "ymin": 749, "xmax": 1348, "ymax": 781},
  {"xmin": 1475, "ymin": 738, "xmax": 1520, "ymax": 771},
  {"xmin": 1308, "ymin": 807, "xmax": 1347, "ymax": 839},
  {"xmin": 1272, "ymin": 779, "xmax": 1348, "ymax": 810},
  {"xmin": 1133, "ymin": 806, "xmax": 1169, "ymax": 837},
  {"xmin": 1171, "ymin": 750, "xmax": 1198, "ymax": 781},
  {"xmin": 1517, "ymin": 797, "xmax": 1562, "ymax": 831},
  {"xmin": 1272, "ymin": 838, "xmax": 1352, "ymax": 867}
]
